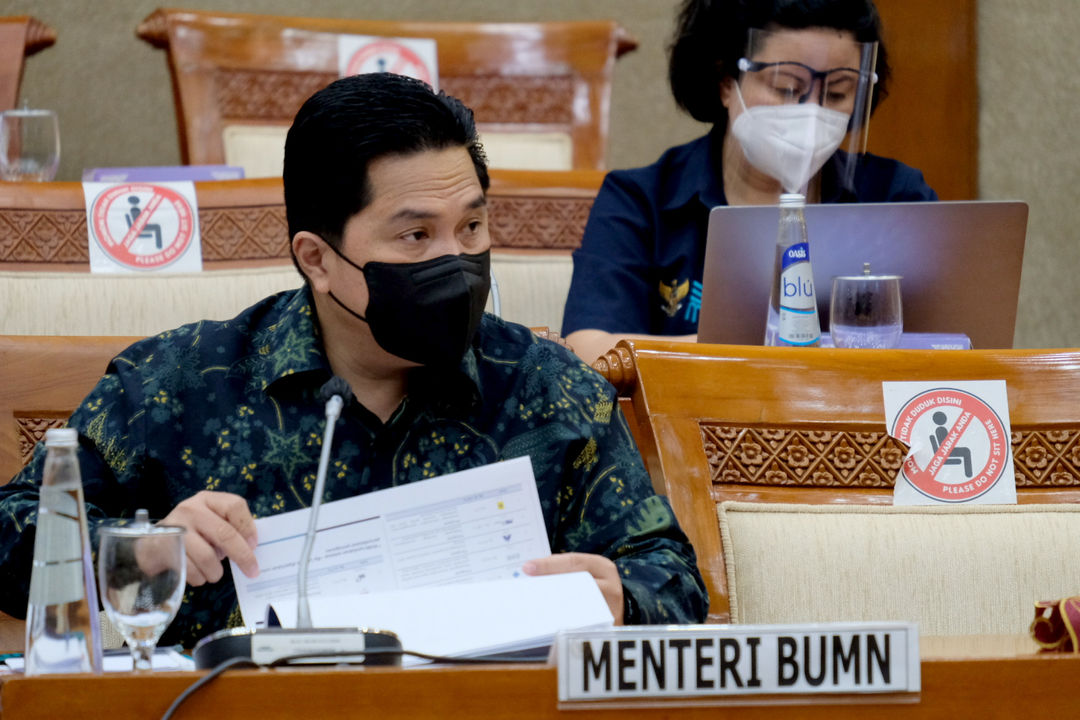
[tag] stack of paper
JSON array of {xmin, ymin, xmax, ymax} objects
[{"xmin": 231, "ymin": 457, "xmax": 614, "ymax": 660}]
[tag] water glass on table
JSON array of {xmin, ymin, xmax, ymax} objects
[
  {"xmin": 97, "ymin": 509, "xmax": 185, "ymax": 671},
  {"xmin": 829, "ymin": 265, "xmax": 903, "ymax": 349},
  {"xmin": 0, "ymin": 107, "xmax": 60, "ymax": 181}
]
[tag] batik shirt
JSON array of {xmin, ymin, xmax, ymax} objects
[{"xmin": 0, "ymin": 288, "xmax": 707, "ymax": 647}]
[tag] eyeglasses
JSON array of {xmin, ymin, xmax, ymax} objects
[{"xmin": 737, "ymin": 58, "xmax": 877, "ymax": 106}]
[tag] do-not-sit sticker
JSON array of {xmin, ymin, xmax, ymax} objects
[
  {"xmin": 82, "ymin": 181, "xmax": 202, "ymax": 273},
  {"xmin": 883, "ymin": 380, "xmax": 1016, "ymax": 505}
]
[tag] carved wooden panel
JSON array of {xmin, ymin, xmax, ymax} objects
[
  {"xmin": 17, "ymin": 416, "xmax": 66, "ymax": 466},
  {"xmin": 702, "ymin": 424, "xmax": 906, "ymax": 489},
  {"xmin": 487, "ymin": 196, "xmax": 589, "ymax": 249},
  {"xmin": 1011, "ymin": 429, "xmax": 1080, "ymax": 487},
  {"xmin": 198, "ymin": 206, "xmax": 288, "ymax": 260},
  {"xmin": 0, "ymin": 206, "xmax": 290, "ymax": 264},
  {"xmin": 0, "ymin": 209, "xmax": 87, "ymax": 262},
  {"xmin": 212, "ymin": 70, "xmax": 576, "ymax": 127},
  {"xmin": 441, "ymin": 76, "xmax": 574, "ymax": 125},
  {"xmin": 702, "ymin": 423, "xmax": 1080, "ymax": 490},
  {"xmin": 0, "ymin": 196, "xmax": 586, "ymax": 262},
  {"xmin": 215, "ymin": 69, "xmax": 336, "ymax": 121}
]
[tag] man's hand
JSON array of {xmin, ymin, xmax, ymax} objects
[
  {"xmin": 523, "ymin": 552, "xmax": 624, "ymax": 625},
  {"xmin": 160, "ymin": 491, "xmax": 259, "ymax": 586}
]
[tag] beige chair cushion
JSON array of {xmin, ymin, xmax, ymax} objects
[
  {"xmin": 222, "ymin": 124, "xmax": 290, "ymax": 179},
  {"xmin": 0, "ymin": 267, "xmax": 303, "ymax": 336},
  {"xmin": 718, "ymin": 501, "xmax": 1080, "ymax": 636},
  {"xmin": 477, "ymin": 130, "xmax": 573, "ymax": 171},
  {"xmin": 0, "ymin": 256, "xmax": 570, "ymax": 338},
  {"xmin": 221, "ymin": 124, "xmax": 575, "ymax": 178},
  {"xmin": 488, "ymin": 252, "xmax": 573, "ymax": 331}
]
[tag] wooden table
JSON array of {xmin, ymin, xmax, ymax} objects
[{"xmin": 1, "ymin": 636, "xmax": 1076, "ymax": 719}]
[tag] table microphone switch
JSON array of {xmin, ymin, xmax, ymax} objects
[{"xmin": 193, "ymin": 627, "xmax": 402, "ymax": 669}]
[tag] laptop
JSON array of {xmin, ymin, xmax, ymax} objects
[{"xmin": 696, "ymin": 201, "xmax": 1028, "ymax": 349}]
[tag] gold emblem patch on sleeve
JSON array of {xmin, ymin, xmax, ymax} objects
[{"xmin": 659, "ymin": 278, "xmax": 690, "ymax": 318}]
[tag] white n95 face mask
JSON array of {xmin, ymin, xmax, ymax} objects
[{"xmin": 730, "ymin": 83, "xmax": 850, "ymax": 194}]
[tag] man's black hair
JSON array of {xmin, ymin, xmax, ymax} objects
[
  {"xmin": 668, "ymin": 0, "xmax": 890, "ymax": 134},
  {"xmin": 284, "ymin": 72, "xmax": 489, "ymax": 261}
]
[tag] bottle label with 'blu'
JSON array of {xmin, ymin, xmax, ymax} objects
[{"xmin": 778, "ymin": 242, "xmax": 821, "ymax": 345}]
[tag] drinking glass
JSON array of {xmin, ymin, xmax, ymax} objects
[
  {"xmin": 97, "ymin": 510, "xmax": 185, "ymax": 671},
  {"xmin": 829, "ymin": 266, "xmax": 903, "ymax": 348},
  {"xmin": 0, "ymin": 108, "xmax": 60, "ymax": 181}
]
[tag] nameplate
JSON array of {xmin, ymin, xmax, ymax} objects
[{"xmin": 555, "ymin": 622, "xmax": 919, "ymax": 702}]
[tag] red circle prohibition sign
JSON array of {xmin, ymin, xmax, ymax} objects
[
  {"xmin": 90, "ymin": 183, "xmax": 194, "ymax": 270},
  {"xmin": 891, "ymin": 387, "xmax": 1009, "ymax": 502},
  {"xmin": 346, "ymin": 41, "xmax": 433, "ymax": 86}
]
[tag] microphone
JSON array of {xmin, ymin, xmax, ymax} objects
[
  {"xmin": 296, "ymin": 377, "xmax": 352, "ymax": 627},
  {"xmin": 488, "ymin": 267, "xmax": 502, "ymax": 318},
  {"xmin": 192, "ymin": 377, "xmax": 401, "ymax": 669}
]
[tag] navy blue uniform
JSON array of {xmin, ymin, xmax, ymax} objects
[{"xmin": 562, "ymin": 130, "xmax": 937, "ymax": 336}]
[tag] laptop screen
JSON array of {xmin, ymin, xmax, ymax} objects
[{"xmin": 696, "ymin": 201, "xmax": 1028, "ymax": 349}]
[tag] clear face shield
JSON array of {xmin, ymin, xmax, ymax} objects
[{"xmin": 729, "ymin": 28, "xmax": 878, "ymax": 195}]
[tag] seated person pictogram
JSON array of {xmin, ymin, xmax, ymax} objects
[
  {"xmin": 929, "ymin": 411, "xmax": 973, "ymax": 478},
  {"xmin": 126, "ymin": 195, "xmax": 164, "ymax": 249}
]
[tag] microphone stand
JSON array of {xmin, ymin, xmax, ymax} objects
[
  {"xmin": 192, "ymin": 377, "xmax": 401, "ymax": 669},
  {"xmin": 296, "ymin": 384, "xmax": 346, "ymax": 628}
]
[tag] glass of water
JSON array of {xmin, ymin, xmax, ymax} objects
[
  {"xmin": 97, "ymin": 509, "xmax": 185, "ymax": 671},
  {"xmin": 0, "ymin": 107, "xmax": 60, "ymax": 181},
  {"xmin": 829, "ymin": 265, "xmax": 903, "ymax": 348}
]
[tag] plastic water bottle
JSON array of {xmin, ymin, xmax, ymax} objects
[
  {"xmin": 764, "ymin": 193, "xmax": 821, "ymax": 347},
  {"xmin": 24, "ymin": 428, "xmax": 103, "ymax": 675}
]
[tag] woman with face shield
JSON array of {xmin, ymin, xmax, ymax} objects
[{"xmin": 562, "ymin": 0, "xmax": 937, "ymax": 364}]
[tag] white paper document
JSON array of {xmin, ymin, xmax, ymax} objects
[
  {"xmin": 231, "ymin": 457, "xmax": 613, "ymax": 657},
  {"xmin": 269, "ymin": 572, "xmax": 613, "ymax": 659}
]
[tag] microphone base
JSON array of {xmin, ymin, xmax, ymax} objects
[{"xmin": 193, "ymin": 627, "xmax": 402, "ymax": 669}]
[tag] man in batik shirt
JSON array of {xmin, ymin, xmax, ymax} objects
[{"xmin": 0, "ymin": 73, "xmax": 707, "ymax": 647}]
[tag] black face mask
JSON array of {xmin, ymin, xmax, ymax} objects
[{"xmin": 325, "ymin": 244, "xmax": 491, "ymax": 368}]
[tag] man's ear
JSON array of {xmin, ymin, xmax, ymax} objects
[{"xmin": 292, "ymin": 231, "xmax": 332, "ymax": 293}]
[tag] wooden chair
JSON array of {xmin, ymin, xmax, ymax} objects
[
  {"xmin": 135, "ymin": 8, "xmax": 637, "ymax": 175},
  {"xmin": 595, "ymin": 341, "xmax": 1080, "ymax": 627},
  {"xmin": 0, "ymin": 171, "xmax": 599, "ymax": 270},
  {"xmin": 0, "ymin": 16, "xmax": 56, "ymax": 112},
  {"xmin": 0, "ymin": 334, "xmax": 140, "ymax": 651},
  {"xmin": 0, "ymin": 177, "xmax": 288, "ymax": 271},
  {"xmin": 482, "ymin": 169, "xmax": 601, "ymax": 329},
  {"xmin": 0, "ymin": 335, "xmax": 137, "ymax": 486},
  {"xmin": 0, "ymin": 177, "xmax": 301, "ymax": 335},
  {"xmin": 0, "ymin": 176, "xmax": 303, "ymax": 335},
  {"xmin": 0, "ymin": 170, "xmax": 601, "ymax": 333}
]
